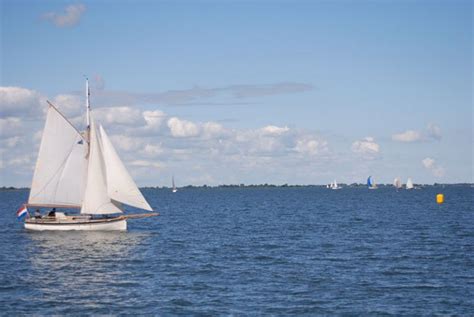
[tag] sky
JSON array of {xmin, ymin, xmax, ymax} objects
[{"xmin": 0, "ymin": 0, "xmax": 472, "ymax": 187}]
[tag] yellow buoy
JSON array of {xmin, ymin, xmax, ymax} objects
[{"xmin": 436, "ymin": 193, "xmax": 444, "ymax": 204}]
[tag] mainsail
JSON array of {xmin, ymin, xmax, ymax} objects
[
  {"xmin": 28, "ymin": 105, "xmax": 87, "ymax": 208},
  {"xmin": 406, "ymin": 178, "xmax": 414, "ymax": 190}
]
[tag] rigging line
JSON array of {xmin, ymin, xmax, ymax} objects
[{"xmin": 46, "ymin": 101, "xmax": 86, "ymax": 142}]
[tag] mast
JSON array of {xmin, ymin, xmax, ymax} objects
[{"xmin": 86, "ymin": 78, "xmax": 91, "ymax": 129}]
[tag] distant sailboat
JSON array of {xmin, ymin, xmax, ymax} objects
[
  {"xmin": 406, "ymin": 178, "xmax": 414, "ymax": 190},
  {"xmin": 330, "ymin": 180, "xmax": 341, "ymax": 190},
  {"xmin": 20, "ymin": 80, "xmax": 158, "ymax": 231},
  {"xmin": 367, "ymin": 176, "xmax": 378, "ymax": 189},
  {"xmin": 393, "ymin": 177, "xmax": 402, "ymax": 189},
  {"xmin": 172, "ymin": 175, "xmax": 178, "ymax": 193}
]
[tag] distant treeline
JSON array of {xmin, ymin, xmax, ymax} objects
[
  {"xmin": 1, "ymin": 183, "xmax": 472, "ymax": 191},
  {"xmin": 141, "ymin": 183, "xmax": 473, "ymax": 189},
  {"xmin": 0, "ymin": 186, "xmax": 30, "ymax": 190}
]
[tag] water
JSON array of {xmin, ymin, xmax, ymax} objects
[{"xmin": 0, "ymin": 186, "xmax": 473, "ymax": 315}]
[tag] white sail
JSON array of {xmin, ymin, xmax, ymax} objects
[
  {"xmin": 99, "ymin": 125, "xmax": 152, "ymax": 211},
  {"xmin": 406, "ymin": 178, "xmax": 414, "ymax": 189},
  {"xmin": 393, "ymin": 177, "xmax": 402, "ymax": 189},
  {"xmin": 28, "ymin": 105, "xmax": 87, "ymax": 208},
  {"xmin": 81, "ymin": 119, "xmax": 123, "ymax": 214}
]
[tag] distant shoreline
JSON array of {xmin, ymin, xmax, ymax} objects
[{"xmin": 1, "ymin": 183, "xmax": 472, "ymax": 191}]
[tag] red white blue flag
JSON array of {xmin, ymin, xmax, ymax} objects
[{"xmin": 16, "ymin": 204, "xmax": 28, "ymax": 221}]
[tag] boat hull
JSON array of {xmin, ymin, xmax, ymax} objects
[{"xmin": 24, "ymin": 219, "xmax": 127, "ymax": 231}]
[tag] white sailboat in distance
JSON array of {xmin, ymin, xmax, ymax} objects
[
  {"xmin": 393, "ymin": 177, "xmax": 402, "ymax": 189},
  {"xmin": 172, "ymin": 175, "xmax": 178, "ymax": 193},
  {"xmin": 406, "ymin": 178, "xmax": 414, "ymax": 190},
  {"xmin": 330, "ymin": 180, "xmax": 341, "ymax": 190},
  {"xmin": 20, "ymin": 80, "xmax": 158, "ymax": 231}
]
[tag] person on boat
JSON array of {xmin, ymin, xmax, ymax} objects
[
  {"xmin": 34, "ymin": 209, "xmax": 41, "ymax": 219},
  {"xmin": 48, "ymin": 208, "xmax": 56, "ymax": 217}
]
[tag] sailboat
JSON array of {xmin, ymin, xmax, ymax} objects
[
  {"xmin": 367, "ymin": 176, "xmax": 378, "ymax": 190},
  {"xmin": 330, "ymin": 180, "xmax": 341, "ymax": 190},
  {"xmin": 406, "ymin": 178, "xmax": 414, "ymax": 190},
  {"xmin": 20, "ymin": 80, "xmax": 158, "ymax": 231},
  {"xmin": 172, "ymin": 175, "xmax": 178, "ymax": 193},
  {"xmin": 393, "ymin": 177, "xmax": 402, "ymax": 189}
]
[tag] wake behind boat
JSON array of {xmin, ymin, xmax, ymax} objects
[{"xmin": 19, "ymin": 80, "xmax": 158, "ymax": 231}]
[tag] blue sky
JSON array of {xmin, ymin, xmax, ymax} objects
[{"xmin": 1, "ymin": 0, "xmax": 472, "ymax": 186}]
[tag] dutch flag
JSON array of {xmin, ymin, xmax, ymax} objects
[{"xmin": 16, "ymin": 204, "xmax": 28, "ymax": 221}]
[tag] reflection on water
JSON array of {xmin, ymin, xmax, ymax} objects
[{"xmin": 20, "ymin": 231, "xmax": 155, "ymax": 314}]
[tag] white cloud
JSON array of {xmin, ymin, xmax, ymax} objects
[
  {"xmin": 351, "ymin": 137, "xmax": 380, "ymax": 157},
  {"xmin": 129, "ymin": 160, "xmax": 162, "ymax": 169},
  {"xmin": 294, "ymin": 137, "xmax": 328, "ymax": 156},
  {"xmin": 260, "ymin": 125, "xmax": 290, "ymax": 136},
  {"xmin": 392, "ymin": 124, "xmax": 442, "ymax": 143},
  {"xmin": 0, "ymin": 87, "xmax": 44, "ymax": 117},
  {"xmin": 8, "ymin": 154, "xmax": 31, "ymax": 167},
  {"xmin": 94, "ymin": 107, "xmax": 144, "ymax": 126},
  {"xmin": 42, "ymin": 4, "xmax": 86, "ymax": 28},
  {"xmin": 143, "ymin": 110, "xmax": 166, "ymax": 129},
  {"xmin": 202, "ymin": 122, "xmax": 225, "ymax": 139},
  {"xmin": 0, "ymin": 117, "xmax": 22, "ymax": 138},
  {"xmin": 141, "ymin": 143, "xmax": 164, "ymax": 157},
  {"xmin": 110, "ymin": 135, "xmax": 143, "ymax": 152},
  {"xmin": 392, "ymin": 130, "xmax": 423, "ymax": 142},
  {"xmin": 52, "ymin": 94, "xmax": 83, "ymax": 117},
  {"xmin": 422, "ymin": 157, "xmax": 445, "ymax": 177},
  {"xmin": 167, "ymin": 117, "xmax": 200, "ymax": 138}
]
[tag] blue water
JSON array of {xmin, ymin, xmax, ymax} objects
[{"xmin": 0, "ymin": 186, "xmax": 473, "ymax": 315}]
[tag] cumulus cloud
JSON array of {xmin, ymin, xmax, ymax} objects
[
  {"xmin": 167, "ymin": 117, "xmax": 200, "ymax": 138},
  {"xmin": 351, "ymin": 137, "xmax": 380, "ymax": 158},
  {"xmin": 392, "ymin": 130, "xmax": 423, "ymax": 142},
  {"xmin": 202, "ymin": 122, "xmax": 225, "ymax": 139},
  {"xmin": 140, "ymin": 143, "xmax": 164, "ymax": 157},
  {"xmin": 110, "ymin": 134, "xmax": 144, "ymax": 152},
  {"xmin": 260, "ymin": 125, "xmax": 290, "ymax": 136},
  {"xmin": 0, "ymin": 87, "xmax": 44, "ymax": 117},
  {"xmin": 294, "ymin": 137, "xmax": 328, "ymax": 156},
  {"xmin": 0, "ymin": 117, "xmax": 23, "ymax": 138},
  {"xmin": 42, "ymin": 4, "xmax": 86, "ymax": 28},
  {"xmin": 392, "ymin": 124, "xmax": 442, "ymax": 142},
  {"xmin": 52, "ymin": 94, "xmax": 83, "ymax": 117},
  {"xmin": 422, "ymin": 157, "xmax": 445, "ymax": 177},
  {"xmin": 143, "ymin": 110, "xmax": 166, "ymax": 129}
]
